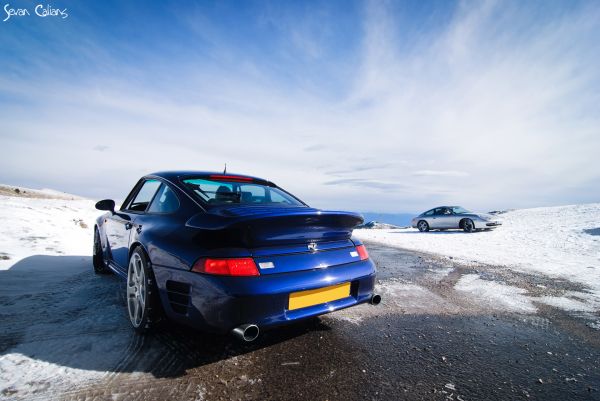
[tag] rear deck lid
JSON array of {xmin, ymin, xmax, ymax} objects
[{"xmin": 252, "ymin": 239, "xmax": 361, "ymax": 275}]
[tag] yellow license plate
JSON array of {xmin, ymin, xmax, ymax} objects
[{"xmin": 288, "ymin": 282, "xmax": 351, "ymax": 311}]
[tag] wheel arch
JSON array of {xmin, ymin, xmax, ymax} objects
[
  {"xmin": 459, "ymin": 217, "xmax": 476, "ymax": 231},
  {"xmin": 94, "ymin": 223, "xmax": 109, "ymax": 252},
  {"xmin": 129, "ymin": 241, "xmax": 151, "ymax": 264},
  {"xmin": 417, "ymin": 219, "xmax": 430, "ymax": 232}
]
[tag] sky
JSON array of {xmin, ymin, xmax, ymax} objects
[{"xmin": 0, "ymin": 0, "xmax": 599, "ymax": 214}]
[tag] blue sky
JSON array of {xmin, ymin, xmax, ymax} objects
[{"xmin": 1, "ymin": 0, "xmax": 599, "ymax": 213}]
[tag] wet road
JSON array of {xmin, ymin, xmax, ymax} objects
[{"xmin": 1, "ymin": 244, "xmax": 599, "ymax": 400}]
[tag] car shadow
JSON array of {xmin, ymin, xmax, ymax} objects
[
  {"xmin": 583, "ymin": 227, "xmax": 600, "ymax": 236},
  {"xmin": 0, "ymin": 255, "xmax": 330, "ymax": 379}
]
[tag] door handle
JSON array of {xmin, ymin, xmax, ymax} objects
[{"xmin": 125, "ymin": 222, "xmax": 133, "ymax": 230}]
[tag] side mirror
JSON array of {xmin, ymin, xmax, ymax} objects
[{"xmin": 95, "ymin": 199, "xmax": 115, "ymax": 213}]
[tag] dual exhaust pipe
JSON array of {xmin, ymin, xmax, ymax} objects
[{"xmin": 231, "ymin": 294, "xmax": 381, "ymax": 342}]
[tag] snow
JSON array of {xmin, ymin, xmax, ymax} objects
[
  {"xmin": 0, "ymin": 193, "xmax": 98, "ymax": 270},
  {"xmin": 537, "ymin": 291, "xmax": 600, "ymax": 313},
  {"xmin": 0, "ymin": 184, "xmax": 86, "ymax": 200},
  {"xmin": 454, "ymin": 274, "xmax": 537, "ymax": 314},
  {"xmin": 378, "ymin": 281, "xmax": 462, "ymax": 314},
  {"xmin": 0, "ymin": 188, "xmax": 116, "ymax": 399},
  {"xmin": 356, "ymin": 203, "xmax": 600, "ymax": 293}
]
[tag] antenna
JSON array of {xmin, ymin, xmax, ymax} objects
[{"xmin": 223, "ymin": 163, "xmax": 227, "ymax": 174}]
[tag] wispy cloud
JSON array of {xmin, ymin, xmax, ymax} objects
[
  {"xmin": 303, "ymin": 144, "xmax": 325, "ymax": 152},
  {"xmin": 412, "ymin": 170, "xmax": 469, "ymax": 177},
  {"xmin": 323, "ymin": 178, "xmax": 396, "ymax": 190},
  {"xmin": 325, "ymin": 162, "xmax": 394, "ymax": 176}
]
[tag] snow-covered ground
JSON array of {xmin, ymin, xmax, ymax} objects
[
  {"xmin": 0, "ymin": 186, "xmax": 125, "ymax": 399},
  {"xmin": 356, "ymin": 203, "xmax": 600, "ymax": 316},
  {"xmin": 0, "ymin": 186, "xmax": 98, "ymax": 270},
  {"xmin": 356, "ymin": 204, "xmax": 600, "ymax": 291}
]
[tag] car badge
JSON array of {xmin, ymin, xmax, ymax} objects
[{"xmin": 307, "ymin": 242, "xmax": 318, "ymax": 252}]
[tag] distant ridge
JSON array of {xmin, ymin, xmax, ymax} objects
[
  {"xmin": 356, "ymin": 221, "xmax": 407, "ymax": 229},
  {"xmin": 360, "ymin": 212, "xmax": 414, "ymax": 227},
  {"xmin": 0, "ymin": 184, "xmax": 85, "ymax": 200}
]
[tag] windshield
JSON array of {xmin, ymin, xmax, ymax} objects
[
  {"xmin": 452, "ymin": 206, "xmax": 471, "ymax": 214},
  {"xmin": 181, "ymin": 177, "xmax": 303, "ymax": 206}
]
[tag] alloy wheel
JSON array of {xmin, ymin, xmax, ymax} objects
[{"xmin": 127, "ymin": 253, "xmax": 146, "ymax": 327}]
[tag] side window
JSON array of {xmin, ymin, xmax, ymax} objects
[
  {"xmin": 127, "ymin": 180, "xmax": 161, "ymax": 212},
  {"xmin": 269, "ymin": 190, "xmax": 292, "ymax": 204},
  {"xmin": 433, "ymin": 208, "xmax": 444, "ymax": 216},
  {"xmin": 148, "ymin": 184, "xmax": 180, "ymax": 214}
]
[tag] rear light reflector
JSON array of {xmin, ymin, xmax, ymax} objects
[
  {"xmin": 208, "ymin": 174, "xmax": 254, "ymax": 182},
  {"xmin": 192, "ymin": 258, "xmax": 260, "ymax": 276},
  {"xmin": 356, "ymin": 245, "xmax": 369, "ymax": 260}
]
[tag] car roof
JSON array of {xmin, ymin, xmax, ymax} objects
[{"xmin": 146, "ymin": 171, "xmax": 271, "ymax": 183}]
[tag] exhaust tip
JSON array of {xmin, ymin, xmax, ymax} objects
[
  {"xmin": 232, "ymin": 324, "xmax": 260, "ymax": 342},
  {"xmin": 370, "ymin": 294, "xmax": 382, "ymax": 305}
]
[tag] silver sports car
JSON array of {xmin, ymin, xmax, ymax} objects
[{"xmin": 411, "ymin": 206, "xmax": 502, "ymax": 232}]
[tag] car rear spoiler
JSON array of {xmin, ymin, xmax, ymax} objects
[{"xmin": 185, "ymin": 208, "xmax": 364, "ymax": 248}]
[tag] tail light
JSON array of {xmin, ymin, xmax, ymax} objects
[
  {"xmin": 356, "ymin": 245, "xmax": 369, "ymax": 260},
  {"xmin": 192, "ymin": 258, "xmax": 260, "ymax": 276}
]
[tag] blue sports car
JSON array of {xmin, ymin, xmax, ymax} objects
[{"xmin": 93, "ymin": 171, "xmax": 380, "ymax": 341}]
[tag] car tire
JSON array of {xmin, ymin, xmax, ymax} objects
[
  {"xmin": 462, "ymin": 219, "xmax": 475, "ymax": 233},
  {"xmin": 127, "ymin": 247, "xmax": 161, "ymax": 334},
  {"xmin": 417, "ymin": 220, "xmax": 429, "ymax": 232},
  {"xmin": 93, "ymin": 228, "xmax": 111, "ymax": 274}
]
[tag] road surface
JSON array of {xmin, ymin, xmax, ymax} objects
[{"xmin": 1, "ymin": 243, "xmax": 598, "ymax": 400}]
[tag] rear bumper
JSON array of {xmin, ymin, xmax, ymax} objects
[{"xmin": 153, "ymin": 259, "xmax": 376, "ymax": 333}]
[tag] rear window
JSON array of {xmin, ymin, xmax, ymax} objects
[{"xmin": 181, "ymin": 177, "xmax": 302, "ymax": 206}]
